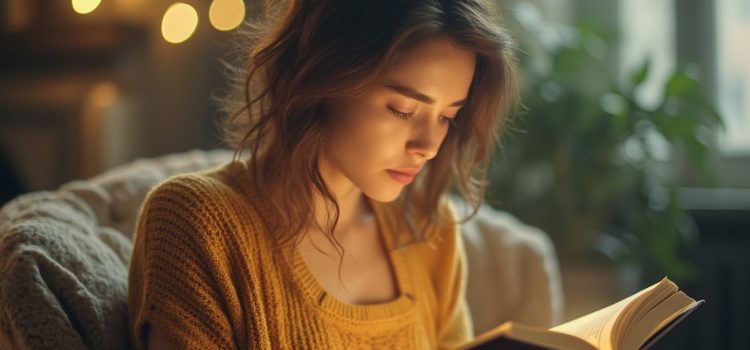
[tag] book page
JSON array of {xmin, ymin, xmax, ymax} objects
[
  {"xmin": 550, "ymin": 294, "xmax": 636, "ymax": 349},
  {"xmin": 610, "ymin": 278, "xmax": 677, "ymax": 343},
  {"xmin": 620, "ymin": 292, "xmax": 697, "ymax": 350},
  {"xmin": 457, "ymin": 277, "xmax": 696, "ymax": 350},
  {"xmin": 550, "ymin": 280, "xmax": 664, "ymax": 349}
]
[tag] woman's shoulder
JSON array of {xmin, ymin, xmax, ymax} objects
[
  {"xmin": 134, "ymin": 160, "xmax": 266, "ymax": 253},
  {"xmin": 399, "ymin": 195, "xmax": 462, "ymax": 256},
  {"xmin": 142, "ymin": 161, "xmax": 251, "ymax": 210},
  {"xmin": 429, "ymin": 196, "xmax": 462, "ymax": 250},
  {"xmin": 396, "ymin": 196, "xmax": 467, "ymax": 302},
  {"xmin": 136, "ymin": 160, "xmax": 266, "ymax": 236}
]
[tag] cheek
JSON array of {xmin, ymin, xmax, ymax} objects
[{"xmin": 325, "ymin": 100, "xmax": 405, "ymax": 166}]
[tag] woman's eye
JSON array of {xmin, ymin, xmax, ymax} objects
[
  {"xmin": 442, "ymin": 116, "xmax": 458, "ymax": 127},
  {"xmin": 387, "ymin": 106, "xmax": 413, "ymax": 120},
  {"xmin": 388, "ymin": 106, "xmax": 458, "ymax": 128}
]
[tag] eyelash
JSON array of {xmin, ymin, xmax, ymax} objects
[{"xmin": 387, "ymin": 107, "xmax": 458, "ymax": 127}]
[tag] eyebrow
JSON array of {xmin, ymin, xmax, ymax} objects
[{"xmin": 384, "ymin": 82, "xmax": 467, "ymax": 107}]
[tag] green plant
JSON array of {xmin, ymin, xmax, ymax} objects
[{"xmin": 486, "ymin": 7, "xmax": 723, "ymax": 281}]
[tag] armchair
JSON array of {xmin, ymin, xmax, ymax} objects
[{"xmin": 0, "ymin": 148, "xmax": 562, "ymax": 349}]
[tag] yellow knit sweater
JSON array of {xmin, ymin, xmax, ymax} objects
[{"xmin": 128, "ymin": 160, "xmax": 474, "ymax": 349}]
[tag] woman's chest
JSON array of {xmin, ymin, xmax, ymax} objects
[{"xmin": 298, "ymin": 221, "xmax": 401, "ymax": 305}]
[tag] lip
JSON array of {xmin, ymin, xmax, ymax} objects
[
  {"xmin": 388, "ymin": 167, "xmax": 422, "ymax": 176},
  {"xmin": 387, "ymin": 170, "xmax": 416, "ymax": 185}
]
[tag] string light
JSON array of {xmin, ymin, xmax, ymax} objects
[
  {"xmin": 71, "ymin": 0, "xmax": 101, "ymax": 14},
  {"xmin": 161, "ymin": 2, "xmax": 199, "ymax": 44},
  {"xmin": 209, "ymin": 0, "xmax": 246, "ymax": 31},
  {"xmin": 71, "ymin": 1, "xmax": 245, "ymax": 43}
]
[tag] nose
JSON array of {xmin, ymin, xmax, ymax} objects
[{"xmin": 406, "ymin": 113, "xmax": 446, "ymax": 160}]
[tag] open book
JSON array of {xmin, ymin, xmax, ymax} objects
[{"xmin": 456, "ymin": 277, "xmax": 704, "ymax": 350}]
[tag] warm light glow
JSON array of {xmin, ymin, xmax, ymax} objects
[
  {"xmin": 209, "ymin": 0, "xmax": 246, "ymax": 31},
  {"xmin": 89, "ymin": 82, "xmax": 119, "ymax": 108},
  {"xmin": 71, "ymin": 0, "xmax": 101, "ymax": 14},
  {"xmin": 161, "ymin": 3, "xmax": 199, "ymax": 44}
]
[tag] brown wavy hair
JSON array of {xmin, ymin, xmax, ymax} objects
[{"xmin": 214, "ymin": 0, "xmax": 518, "ymax": 280}]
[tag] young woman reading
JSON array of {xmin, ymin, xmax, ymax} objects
[{"xmin": 128, "ymin": 0, "xmax": 518, "ymax": 348}]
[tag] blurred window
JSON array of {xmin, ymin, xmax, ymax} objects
[
  {"xmin": 716, "ymin": 0, "xmax": 750, "ymax": 154},
  {"xmin": 619, "ymin": 0, "xmax": 675, "ymax": 110},
  {"xmin": 621, "ymin": 0, "xmax": 750, "ymax": 169},
  {"xmin": 619, "ymin": 0, "xmax": 675, "ymax": 162}
]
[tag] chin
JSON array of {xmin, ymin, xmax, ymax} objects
[{"xmin": 363, "ymin": 185, "xmax": 403, "ymax": 203}]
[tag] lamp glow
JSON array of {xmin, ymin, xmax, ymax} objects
[
  {"xmin": 161, "ymin": 3, "xmax": 199, "ymax": 44},
  {"xmin": 72, "ymin": 0, "xmax": 101, "ymax": 14},
  {"xmin": 209, "ymin": 0, "xmax": 246, "ymax": 31}
]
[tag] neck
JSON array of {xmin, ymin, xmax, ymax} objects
[{"xmin": 307, "ymin": 156, "xmax": 372, "ymax": 243}]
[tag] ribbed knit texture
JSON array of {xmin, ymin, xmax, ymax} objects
[{"xmin": 127, "ymin": 160, "xmax": 474, "ymax": 349}]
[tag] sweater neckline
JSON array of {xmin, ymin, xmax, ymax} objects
[
  {"xmin": 289, "ymin": 195, "xmax": 417, "ymax": 321},
  {"xmin": 224, "ymin": 160, "xmax": 416, "ymax": 321}
]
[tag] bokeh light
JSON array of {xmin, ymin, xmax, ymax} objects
[
  {"xmin": 71, "ymin": 0, "xmax": 101, "ymax": 14},
  {"xmin": 209, "ymin": 0, "xmax": 246, "ymax": 31},
  {"xmin": 161, "ymin": 3, "xmax": 199, "ymax": 44},
  {"xmin": 88, "ymin": 82, "xmax": 119, "ymax": 108}
]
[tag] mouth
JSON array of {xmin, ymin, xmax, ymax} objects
[{"xmin": 386, "ymin": 170, "xmax": 416, "ymax": 185}]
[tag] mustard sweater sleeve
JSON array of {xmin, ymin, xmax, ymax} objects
[
  {"xmin": 128, "ymin": 176, "xmax": 237, "ymax": 350},
  {"xmin": 436, "ymin": 200, "xmax": 475, "ymax": 349}
]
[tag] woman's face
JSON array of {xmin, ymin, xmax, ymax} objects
[{"xmin": 320, "ymin": 36, "xmax": 476, "ymax": 202}]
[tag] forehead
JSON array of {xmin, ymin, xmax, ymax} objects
[{"xmin": 380, "ymin": 37, "xmax": 476, "ymax": 101}]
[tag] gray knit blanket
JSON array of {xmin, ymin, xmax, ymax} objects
[{"xmin": 0, "ymin": 149, "xmax": 233, "ymax": 350}]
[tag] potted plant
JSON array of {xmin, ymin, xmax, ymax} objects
[{"xmin": 485, "ymin": 5, "xmax": 724, "ymax": 286}]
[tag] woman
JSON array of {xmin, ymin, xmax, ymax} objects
[{"xmin": 128, "ymin": 0, "xmax": 517, "ymax": 348}]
